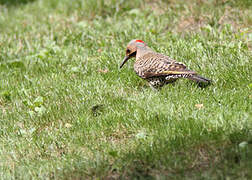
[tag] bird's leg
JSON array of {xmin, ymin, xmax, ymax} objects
[
  {"xmin": 148, "ymin": 83, "xmax": 159, "ymax": 91},
  {"xmin": 147, "ymin": 77, "xmax": 164, "ymax": 90}
]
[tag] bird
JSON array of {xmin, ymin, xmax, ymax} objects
[{"xmin": 119, "ymin": 39, "xmax": 211, "ymax": 88}]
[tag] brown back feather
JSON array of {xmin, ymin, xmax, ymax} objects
[{"xmin": 135, "ymin": 52, "xmax": 196, "ymax": 79}]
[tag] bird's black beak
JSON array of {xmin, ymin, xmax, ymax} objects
[{"xmin": 119, "ymin": 55, "xmax": 130, "ymax": 69}]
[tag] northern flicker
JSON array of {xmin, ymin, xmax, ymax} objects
[{"xmin": 120, "ymin": 39, "xmax": 211, "ymax": 88}]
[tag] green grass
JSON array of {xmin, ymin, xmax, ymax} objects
[{"xmin": 0, "ymin": 0, "xmax": 252, "ymax": 179}]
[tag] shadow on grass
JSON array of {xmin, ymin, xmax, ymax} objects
[
  {"xmin": 0, "ymin": 0, "xmax": 35, "ymax": 6},
  {"xmin": 57, "ymin": 127, "xmax": 252, "ymax": 179}
]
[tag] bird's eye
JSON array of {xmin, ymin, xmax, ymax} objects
[{"xmin": 126, "ymin": 49, "xmax": 130, "ymax": 54}]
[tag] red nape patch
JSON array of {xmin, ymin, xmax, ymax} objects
[{"xmin": 136, "ymin": 40, "xmax": 145, "ymax": 43}]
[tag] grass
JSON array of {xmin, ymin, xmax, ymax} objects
[{"xmin": 0, "ymin": 0, "xmax": 252, "ymax": 179}]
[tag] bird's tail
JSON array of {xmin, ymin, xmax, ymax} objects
[{"xmin": 187, "ymin": 74, "xmax": 211, "ymax": 84}]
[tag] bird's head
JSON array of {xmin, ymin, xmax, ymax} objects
[{"xmin": 120, "ymin": 39, "xmax": 146, "ymax": 68}]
